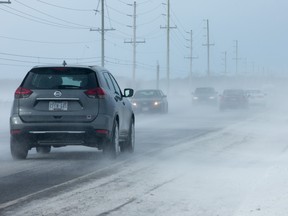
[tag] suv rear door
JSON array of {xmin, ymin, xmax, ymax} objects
[
  {"xmin": 18, "ymin": 67, "xmax": 100, "ymax": 123},
  {"xmin": 102, "ymin": 72, "xmax": 131, "ymax": 133}
]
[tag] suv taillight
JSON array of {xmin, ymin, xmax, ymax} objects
[
  {"xmin": 84, "ymin": 87, "xmax": 105, "ymax": 99},
  {"xmin": 15, "ymin": 87, "xmax": 33, "ymax": 99}
]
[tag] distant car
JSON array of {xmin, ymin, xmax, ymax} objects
[
  {"xmin": 246, "ymin": 89, "xmax": 266, "ymax": 106},
  {"xmin": 219, "ymin": 89, "xmax": 249, "ymax": 111},
  {"xmin": 10, "ymin": 65, "xmax": 135, "ymax": 160},
  {"xmin": 131, "ymin": 89, "xmax": 168, "ymax": 113},
  {"xmin": 192, "ymin": 87, "xmax": 218, "ymax": 105}
]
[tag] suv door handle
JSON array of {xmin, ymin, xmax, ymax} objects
[{"xmin": 114, "ymin": 95, "xmax": 121, "ymax": 102}]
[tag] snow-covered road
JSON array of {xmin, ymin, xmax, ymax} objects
[{"xmin": 1, "ymin": 92, "xmax": 288, "ymax": 215}]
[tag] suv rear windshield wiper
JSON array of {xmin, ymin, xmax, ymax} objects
[{"xmin": 57, "ymin": 85, "xmax": 82, "ymax": 89}]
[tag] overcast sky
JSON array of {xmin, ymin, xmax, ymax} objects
[{"xmin": 0, "ymin": 0, "xmax": 287, "ymax": 80}]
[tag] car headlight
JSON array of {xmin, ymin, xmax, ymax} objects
[
  {"xmin": 132, "ymin": 102, "xmax": 137, "ymax": 106},
  {"xmin": 154, "ymin": 101, "xmax": 160, "ymax": 106}
]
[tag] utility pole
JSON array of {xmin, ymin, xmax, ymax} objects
[
  {"xmin": 156, "ymin": 61, "xmax": 160, "ymax": 90},
  {"xmin": 233, "ymin": 40, "xmax": 241, "ymax": 75},
  {"xmin": 251, "ymin": 61, "xmax": 255, "ymax": 74},
  {"xmin": 101, "ymin": 0, "xmax": 104, "ymax": 67},
  {"xmin": 0, "ymin": 1, "xmax": 10, "ymax": 3},
  {"xmin": 202, "ymin": 19, "xmax": 214, "ymax": 76},
  {"xmin": 90, "ymin": 0, "xmax": 115, "ymax": 67},
  {"xmin": 222, "ymin": 51, "xmax": 227, "ymax": 75},
  {"xmin": 243, "ymin": 57, "xmax": 247, "ymax": 74},
  {"xmin": 125, "ymin": 1, "xmax": 145, "ymax": 89},
  {"xmin": 161, "ymin": 0, "xmax": 176, "ymax": 93},
  {"xmin": 185, "ymin": 30, "xmax": 198, "ymax": 88}
]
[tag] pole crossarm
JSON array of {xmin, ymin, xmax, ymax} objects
[
  {"xmin": 90, "ymin": 28, "xmax": 115, "ymax": 32},
  {"xmin": 124, "ymin": 40, "xmax": 145, "ymax": 44},
  {"xmin": 185, "ymin": 56, "xmax": 198, "ymax": 60},
  {"xmin": 160, "ymin": 26, "xmax": 177, "ymax": 29}
]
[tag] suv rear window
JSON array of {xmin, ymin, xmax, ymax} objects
[{"xmin": 22, "ymin": 67, "xmax": 98, "ymax": 90}]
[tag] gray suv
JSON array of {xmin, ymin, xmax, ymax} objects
[{"xmin": 10, "ymin": 65, "xmax": 135, "ymax": 159}]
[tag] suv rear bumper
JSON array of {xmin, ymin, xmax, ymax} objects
[{"xmin": 10, "ymin": 115, "xmax": 112, "ymax": 149}]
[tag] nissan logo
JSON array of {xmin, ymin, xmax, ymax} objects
[{"xmin": 54, "ymin": 91, "xmax": 62, "ymax": 97}]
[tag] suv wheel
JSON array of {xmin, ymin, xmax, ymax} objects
[
  {"xmin": 103, "ymin": 121, "xmax": 120, "ymax": 158},
  {"xmin": 10, "ymin": 137, "xmax": 28, "ymax": 160},
  {"xmin": 36, "ymin": 146, "xmax": 51, "ymax": 154},
  {"xmin": 122, "ymin": 120, "xmax": 135, "ymax": 153}
]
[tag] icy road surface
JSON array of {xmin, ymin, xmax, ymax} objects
[{"xmin": 1, "ymin": 95, "xmax": 288, "ymax": 216}]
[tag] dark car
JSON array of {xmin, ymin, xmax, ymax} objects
[
  {"xmin": 192, "ymin": 87, "xmax": 218, "ymax": 105},
  {"xmin": 131, "ymin": 89, "xmax": 168, "ymax": 113},
  {"xmin": 10, "ymin": 65, "xmax": 135, "ymax": 159},
  {"xmin": 219, "ymin": 89, "xmax": 249, "ymax": 111}
]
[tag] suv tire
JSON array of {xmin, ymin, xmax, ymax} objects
[
  {"xmin": 10, "ymin": 137, "xmax": 28, "ymax": 160},
  {"xmin": 103, "ymin": 121, "xmax": 120, "ymax": 159},
  {"xmin": 122, "ymin": 120, "xmax": 135, "ymax": 153}
]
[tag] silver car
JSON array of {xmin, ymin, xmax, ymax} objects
[{"xmin": 10, "ymin": 65, "xmax": 135, "ymax": 159}]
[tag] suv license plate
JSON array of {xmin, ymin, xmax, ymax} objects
[{"xmin": 49, "ymin": 101, "xmax": 68, "ymax": 111}]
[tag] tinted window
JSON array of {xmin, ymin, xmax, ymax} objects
[
  {"xmin": 109, "ymin": 74, "xmax": 122, "ymax": 96},
  {"xmin": 134, "ymin": 90, "xmax": 160, "ymax": 98},
  {"xmin": 103, "ymin": 72, "xmax": 114, "ymax": 91},
  {"xmin": 22, "ymin": 67, "xmax": 97, "ymax": 89}
]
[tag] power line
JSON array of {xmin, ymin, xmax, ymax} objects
[
  {"xmin": 170, "ymin": 29, "xmax": 187, "ymax": 50},
  {"xmin": 35, "ymin": 0, "xmax": 94, "ymax": 12},
  {"xmin": 0, "ymin": 52, "xmax": 101, "ymax": 60},
  {"xmin": 0, "ymin": 57, "xmax": 53, "ymax": 64},
  {"xmin": 0, "ymin": 6, "xmax": 92, "ymax": 29},
  {"xmin": 104, "ymin": 0, "xmax": 113, "ymax": 29},
  {"xmin": 170, "ymin": 8, "xmax": 188, "ymax": 40},
  {"xmin": 0, "ymin": 35, "xmax": 99, "ymax": 44},
  {"xmin": 14, "ymin": 0, "xmax": 93, "ymax": 28},
  {"xmin": 138, "ymin": 14, "xmax": 162, "ymax": 27},
  {"xmin": 137, "ymin": 0, "xmax": 155, "ymax": 5},
  {"xmin": 138, "ymin": 3, "xmax": 162, "ymax": 16},
  {"xmin": 106, "ymin": 5, "xmax": 127, "ymax": 16}
]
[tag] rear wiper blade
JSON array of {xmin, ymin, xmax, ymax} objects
[{"xmin": 57, "ymin": 85, "xmax": 81, "ymax": 89}]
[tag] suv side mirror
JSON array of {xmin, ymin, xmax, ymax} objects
[{"xmin": 123, "ymin": 88, "xmax": 134, "ymax": 97}]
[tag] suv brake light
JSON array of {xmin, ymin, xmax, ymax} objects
[
  {"xmin": 84, "ymin": 87, "xmax": 105, "ymax": 99},
  {"xmin": 15, "ymin": 87, "xmax": 33, "ymax": 99}
]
